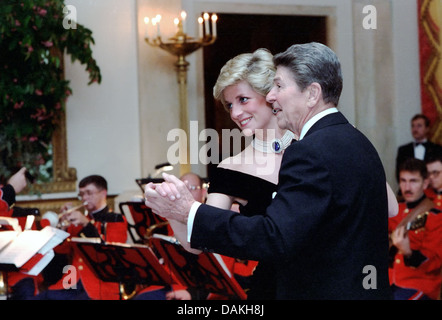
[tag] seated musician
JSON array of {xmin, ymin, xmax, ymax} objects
[
  {"xmin": 389, "ymin": 158, "xmax": 442, "ymax": 300},
  {"xmin": 34, "ymin": 175, "xmax": 127, "ymax": 300},
  {"xmin": 426, "ymin": 154, "xmax": 442, "ymax": 209},
  {"xmin": 135, "ymin": 172, "xmax": 254, "ymax": 300},
  {"xmin": 0, "ymin": 168, "xmax": 42, "ymax": 299}
]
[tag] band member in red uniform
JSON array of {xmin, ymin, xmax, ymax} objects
[
  {"xmin": 389, "ymin": 158, "xmax": 442, "ymax": 300},
  {"xmin": 0, "ymin": 167, "xmax": 27, "ymax": 216},
  {"xmin": 0, "ymin": 168, "xmax": 41, "ymax": 299},
  {"xmin": 34, "ymin": 175, "xmax": 127, "ymax": 300},
  {"xmin": 426, "ymin": 155, "xmax": 442, "ymax": 209}
]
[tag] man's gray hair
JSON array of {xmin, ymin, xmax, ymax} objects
[{"xmin": 273, "ymin": 42, "xmax": 343, "ymax": 106}]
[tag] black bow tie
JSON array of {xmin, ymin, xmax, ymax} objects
[{"xmin": 415, "ymin": 142, "xmax": 426, "ymax": 147}]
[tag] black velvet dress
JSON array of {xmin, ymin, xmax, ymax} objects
[{"xmin": 208, "ymin": 167, "xmax": 277, "ymax": 300}]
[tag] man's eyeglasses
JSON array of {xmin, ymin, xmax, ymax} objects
[
  {"xmin": 429, "ymin": 170, "xmax": 441, "ymax": 178},
  {"xmin": 78, "ymin": 190, "xmax": 101, "ymax": 198}
]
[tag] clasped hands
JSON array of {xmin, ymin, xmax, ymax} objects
[{"xmin": 144, "ymin": 173, "xmax": 196, "ymax": 225}]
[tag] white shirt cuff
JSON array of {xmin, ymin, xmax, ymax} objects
[{"xmin": 187, "ymin": 201, "xmax": 202, "ymax": 243}]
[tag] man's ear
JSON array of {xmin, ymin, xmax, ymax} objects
[
  {"xmin": 423, "ymin": 177, "xmax": 430, "ymax": 191},
  {"xmin": 307, "ymin": 82, "xmax": 322, "ymax": 107}
]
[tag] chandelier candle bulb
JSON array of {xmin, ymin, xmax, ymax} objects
[
  {"xmin": 198, "ymin": 17, "xmax": 204, "ymax": 39},
  {"xmin": 203, "ymin": 13, "xmax": 210, "ymax": 36},
  {"xmin": 180, "ymin": 10, "xmax": 187, "ymax": 33},
  {"xmin": 144, "ymin": 17, "xmax": 149, "ymax": 38},
  {"xmin": 211, "ymin": 14, "xmax": 217, "ymax": 37},
  {"xmin": 155, "ymin": 14, "xmax": 161, "ymax": 37},
  {"xmin": 174, "ymin": 18, "xmax": 179, "ymax": 33}
]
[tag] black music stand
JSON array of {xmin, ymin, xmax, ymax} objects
[
  {"xmin": 135, "ymin": 177, "xmax": 164, "ymax": 193},
  {"xmin": 72, "ymin": 239, "xmax": 176, "ymax": 300},
  {"xmin": 119, "ymin": 201, "xmax": 169, "ymax": 244},
  {"xmin": 150, "ymin": 235, "xmax": 247, "ymax": 300}
]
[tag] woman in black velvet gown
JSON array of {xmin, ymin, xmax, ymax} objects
[{"xmin": 170, "ymin": 48, "xmax": 296, "ymax": 299}]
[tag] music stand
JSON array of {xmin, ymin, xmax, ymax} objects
[
  {"xmin": 119, "ymin": 201, "xmax": 169, "ymax": 244},
  {"xmin": 72, "ymin": 238, "xmax": 176, "ymax": 300},
  {"xmin": 150, "ymin": 234, "xmax": 247, "ymax": 300}
]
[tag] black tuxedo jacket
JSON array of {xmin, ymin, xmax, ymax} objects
[
  {"xmin": 191, "ymin": 112, "xmax": 391, "ymax": 299},
  {"xmin": 395, "ymin": 141, "xmax": 442, "ymax": 180}
]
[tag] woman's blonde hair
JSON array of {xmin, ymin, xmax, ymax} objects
[{"xmin": 213, "ymin": 48, "xmax": 275, "ymax": 110}]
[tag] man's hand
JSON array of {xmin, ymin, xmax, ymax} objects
[
  {"xmin": 144, "ymin": 173, "xmax": 196, "ymax": 224},
  {"xmin": 59, "ymin": 210, "xmax": 89, "ymax": 228},
  {"xmin": 7, "ymin": 167, "xmax": 27, "ymax": 194},
  {"xmin": 391, "ymin": 226, "xmax": 412, "ymax": 257},
  {"xmin": 59, "ymin": 202, "xmax": 89, "ymax": 228}
]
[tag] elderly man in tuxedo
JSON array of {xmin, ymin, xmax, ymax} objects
[{"xmin": 145, "ymin": 42, "xmax": 391, "ymax": 299}]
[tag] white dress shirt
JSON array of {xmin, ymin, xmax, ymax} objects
[{"xmin": 413, "ymin": 139, "xmax": 427, "ymax": 160}]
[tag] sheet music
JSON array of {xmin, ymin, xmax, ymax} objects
[
  {"xmin": 212, "ymin": 253, "xmax": 232, "ymax": 278},
  {"xmin": 24, "ymin": 250, "xmax": 55, "ymax": 276},
  {"xmin": 0, "ymin": 226, "xmax": 69, "ymax": 268},
  {"xmin": 38, "ymin": 227, "xmax": 69, "ymax": 255},
  {"xmin": 0, "ymin": 231, "xmax": 18, "ymax": 251},
  {"xmin": 0, "ymin": 217, "xmax": 21, "ymax": 232}
]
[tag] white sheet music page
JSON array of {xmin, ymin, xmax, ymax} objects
[
  {"xmin": 0, "ymin": 226, "xmax": 68, "ymax": 268},
  {"xmin": 0, "ymin": 231, "xmax": 18, "ymax": 252},
  {"xmin": 24, "ymin": 249, "xmax": 55, "ymax": 276},
  {"xmin": 0, "ymin": 217, "xmax": 21, "ymax": 232}
]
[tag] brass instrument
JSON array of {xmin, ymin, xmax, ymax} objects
[
  {"xmin": 145, "ymin": 221, "xmax": 170, "ymax": 239},
  {"xmin": 42, "ymin": 202, "xmax": 88, "ymax": 228},
  {"xmin": 57, "ymin": 202, "xmax": 88, "ymax": 228},
  {"xmin": 58, "ymin": 202, "xmax": 88, "ymax": 218},
  {"xmin": 0, "ymin": 272, "xmax": 8, "ymax": 299},
  {"xmin": 119, "ymin": 283, "xmax": 137, "ymax": 300}
]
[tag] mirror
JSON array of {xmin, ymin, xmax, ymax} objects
[{"xmin": 28, "ymin": 111, "xmax": 77, "ymax": 194}]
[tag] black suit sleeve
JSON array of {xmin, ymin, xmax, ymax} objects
[{"xmin": 191, "ymin": 141, "xmax": 331, "ymax": 262}]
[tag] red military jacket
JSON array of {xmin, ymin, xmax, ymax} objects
[
  {"xmin": 1, "ymin": 185, "xmax": 44, "ymax": 290},
  {"xmin": 0, "ymin": 185, "xmax": 14, "ymax": 217},
  {"xmin": 426, "ymin": 188, "xmax": 442, "ymax": 210},
  {"xmin": 388, "ymin": 197, "xmax": 442, "ymax": 299},
  {"xmin": 49, "ymin": 206, "xmax": 127, "ymax": 300}
]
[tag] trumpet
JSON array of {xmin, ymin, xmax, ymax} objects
[{"xmin": 42, "ymin": 202, "xmax": 88, "ymax": 228}]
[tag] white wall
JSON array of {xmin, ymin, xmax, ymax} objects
[
  {"xmin": 390, "ymin": 0, "xmax": 421, "ymax": 187},
  {"xmin": 391, "ymin": 0, "xmax": 421, "ymax": 146},
  {"xmin": 64, "ymin": 0, "xmax": 141, "ymax": 195}
]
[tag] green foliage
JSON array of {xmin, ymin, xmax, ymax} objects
[{"xmin": 0, "ymin": 0, "xmax": 101, "ymax": 183}]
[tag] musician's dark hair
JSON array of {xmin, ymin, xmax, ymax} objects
[
  {"xmin": 426, "ymin": 153, "xmax": 442, "ymax": 165},
  {"xmin": 411, "ymin": 114, "xmax": 430, "ymax": 127},
  {"xmin": 79, "ymin": 175, "xmax": 108, "ymax": 191},
  {"xmin": 399, "ymin": 158, "xmax": 428, "ymax": 179}
]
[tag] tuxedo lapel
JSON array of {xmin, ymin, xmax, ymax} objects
[{"xmin": 303, "ymin": 111, "xmax": 349, "ymax": 139}]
